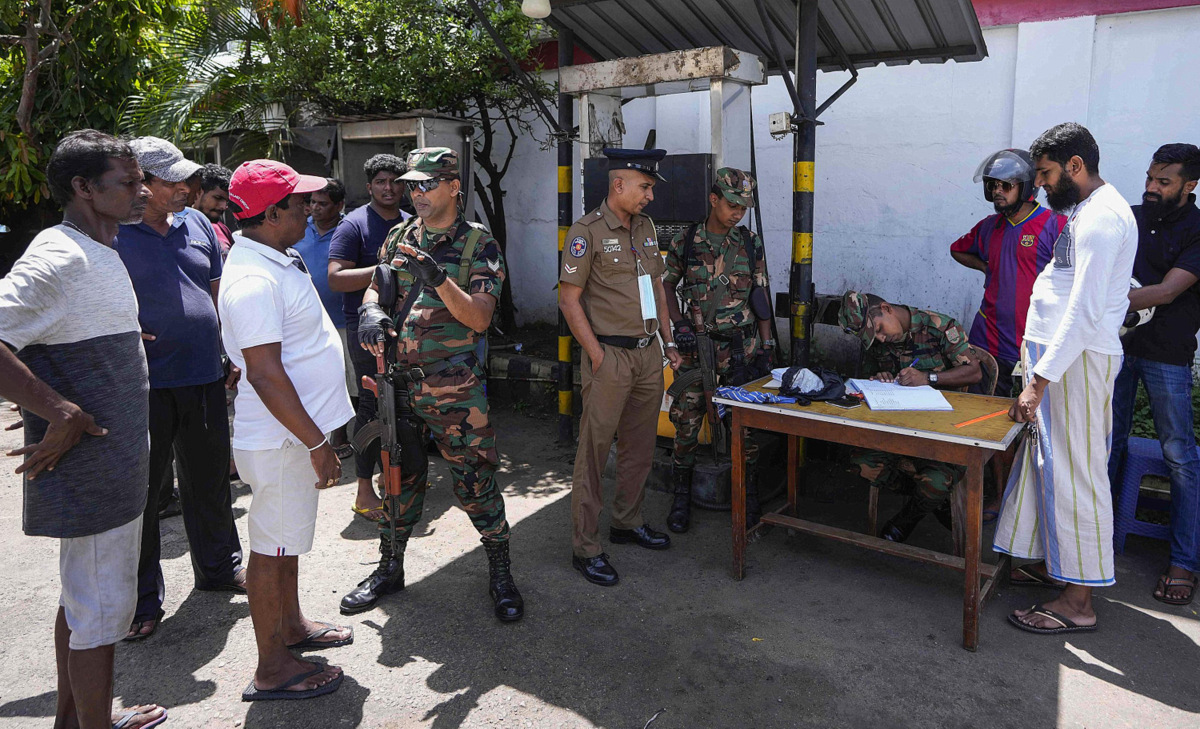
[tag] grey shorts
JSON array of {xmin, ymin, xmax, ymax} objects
[{"xmin": 59, "ymin": 515, "xmax": 142, "ymax": 650}]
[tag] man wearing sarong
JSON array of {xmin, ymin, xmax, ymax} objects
[{"xmin": 994, "ymin": 123, "xmax": 1137, "ymax": 635}]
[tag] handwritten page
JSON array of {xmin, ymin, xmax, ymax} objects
[{"xmin": 845, "ymin": 379, "xmax": 953, "ymax": 411}]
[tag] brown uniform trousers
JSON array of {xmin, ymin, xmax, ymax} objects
[{"xmin": 572, "ymin": 343, "xmax": 664, "ymax": 557}]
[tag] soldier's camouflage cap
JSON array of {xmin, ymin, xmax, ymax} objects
[
  {"xmin": 400, "ymin": 147, "xmax": 459, "ymax": 181},
  {"xmin": 714, "ymin": 167, "xmax": 756, "ymax": 207},
  {"xmin": 838, "ymin": 290, "xmax": 879, "ymax": 349}
]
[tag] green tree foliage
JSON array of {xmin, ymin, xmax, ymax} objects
[
  {"xmin": 124, "ymin": 0, "xmax": 550, "ymax": 329},
  {"xmin": 0, "ymin": 1, "xmax": 175, "ymax": 254}
]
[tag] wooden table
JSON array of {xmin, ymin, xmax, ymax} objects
[{"xmin": 716, "ymin": 379, "xmax": 1024, "ymax": 651}]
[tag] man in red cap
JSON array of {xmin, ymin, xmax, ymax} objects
[{"xmin": 220, "ymin": 160, "xmax": 355, "ymax": 700}]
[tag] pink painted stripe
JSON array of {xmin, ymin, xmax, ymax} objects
[{"xmin": 973, "ymin": 0, "xmax": 1200, "ymax": 27}]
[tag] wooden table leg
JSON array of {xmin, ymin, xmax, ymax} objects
[
  {"xmin": 786, "ymin": 434, "xmax": 799, "ymax": 516},
  {"xmin": 962, "ymin": 456, "xmax": 984, "ymax": 651},
  {"xmin": 731, "ymin": 407, "xmax": 746, "ymax": 580}
]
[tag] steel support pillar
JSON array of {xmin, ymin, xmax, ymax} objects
[
  {"xmin": 789, "ymin": 0, "xmax": 818, "ymax": 367},
  {"xmin": 556, "ymin": 30, "xmax": 575, "ymax": 444}
]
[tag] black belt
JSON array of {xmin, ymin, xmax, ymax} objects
[
  {"xmin": 707, "ymin": 325, "xmax": 755, "ymax": 342},
  {"xmin": 596, "ymin": 334, "xmax": 655, "ymax": 350},
  {"xmin": 396, "ymin": 352, "xmax": 477, "ymax": 383}
]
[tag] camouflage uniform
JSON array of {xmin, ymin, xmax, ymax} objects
[
  {"xmin": 374, "ymin": 211, "xmax": 509, "ymax": 544},
  {"xmin": 839, "ymin": 291, "xmax": 978, "ymax": 504},
  {"xmin": 664, "ymin": 222, "xmax": 768, "ymax": 469}
]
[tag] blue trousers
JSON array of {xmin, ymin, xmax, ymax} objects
[{"xmin": 1108, "ymin": 356, "xmax": 1200, "ymax": 572}]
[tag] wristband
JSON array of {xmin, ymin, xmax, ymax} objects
[{"xmin": 307, "ymin": 436, "xmax": 329, "ymax": 452}]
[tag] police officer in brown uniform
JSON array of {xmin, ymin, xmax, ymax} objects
[{"xmin": 559, "ymin": 148, "xmax": 676, "ymax": 586}]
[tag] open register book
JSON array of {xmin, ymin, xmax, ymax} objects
[{"xmin": 845, "ymin": 378, "xmax": 953, "ymax": 412}]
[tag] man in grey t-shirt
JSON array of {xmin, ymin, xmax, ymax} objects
[{"xmin": 0, "ymin": 131, "xmax": 166, "ymax": 729}]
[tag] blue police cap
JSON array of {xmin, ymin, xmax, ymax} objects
[{"xmin": 603, "ymin": 148, "xmax": 667, "ymax": 181}]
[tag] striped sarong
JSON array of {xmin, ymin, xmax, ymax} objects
[
  {"xmin": 993, "ymin": 341, "xmax": 1121, "ymax": 586},
  {"xmin": 713, "ymin": 386, "xmax": 798, "ymax": 418}
]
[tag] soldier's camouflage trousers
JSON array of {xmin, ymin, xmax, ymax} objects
[
  {"xmin": 669, "ymin": 334, "xmax": 761, "ymax": 469},
  {"xmin": 378, "ymin": 363, "xmax": 509, "ymax": 544},
  {"xmin": 849, "ymin": 448, "xmax": 965, "ymax": 504}
]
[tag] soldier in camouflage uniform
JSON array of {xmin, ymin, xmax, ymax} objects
[
  {"xmin": 662, "ymin": 168, "xmax": 776, "ymax": 533},
  {"xmin": 340, "ymin": 148, "xmax": 523, "ymax": 622},
  {"xmin": 838, "ymin": 290, "xmax": 982, "ymax": 543}
]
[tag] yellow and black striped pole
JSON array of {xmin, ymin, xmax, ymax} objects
[
  {"xmin": 556, "ymin": 29, "xmax": 575, "ymax": 444},
  {"xmin": 788, "ymin": 0, "xmax": 818, "ymax": 367}
]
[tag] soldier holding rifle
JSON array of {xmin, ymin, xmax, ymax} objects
[{"xmin": 339, "ymin": 148, "xmax": 523, "ymax": 623}]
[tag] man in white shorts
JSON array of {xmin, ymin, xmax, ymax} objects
[
  {"xmin": 220, "ymin": 159, "xmax": 356, "ymax": 700},
  {"xmin": 0, "ymin": 130, "xmax": 166, "ymax": 728},
  {"xmin": 994, "ymin": 122, "xmax": 1137, "ymax": 636}
]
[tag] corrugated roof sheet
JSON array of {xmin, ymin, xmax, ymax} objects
[{"xmin": 546, "ymin": 0, "xmax": 987, "ymax": 72}]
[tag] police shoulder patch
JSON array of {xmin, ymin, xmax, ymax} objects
[{"xmin": 569, "ymin": 236, "xmax": 588, "ymax": 258}]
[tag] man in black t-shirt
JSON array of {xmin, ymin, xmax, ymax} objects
[{"xmin": 1108, "ymin": 143, "xmax": 1200, "ymax": 607}]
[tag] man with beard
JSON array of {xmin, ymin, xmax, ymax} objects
[
  {"xmin": 560, "ymin": 148, "xmax": 675, "ymax": 586},
  {"xmin": 117, "ymin": 137, "xmax": 245, "ymax": 641},
  {"xmin": 951, "ymin": 149, "xmax": 1065, "ymax": 397},
  {"xmin": 0, "ymin": 130, "xmax": 167, "ymax": 729},
  {"xmin": 195, "ymin": 163, "xmax": 235, "ymax": 258},
  {"xmin": 340, "ymin": 147, "xmax": 523, "ymax": 622},
  {"xmin": 1107, "ymin": 143, "xmax": 1200, "ymax": 606},
  {"xmin": 328, "ymin": 154, "xmax": 409, "ymax": 524},
  {"xmin": 994, "ymin": 123, "xmax": 1137, "ymax": 636}
]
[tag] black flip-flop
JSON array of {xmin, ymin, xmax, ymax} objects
[
  {"xmin": 1153, "ymin": 574, "xmax": 1197, "ymax": 606},
  {"xmin": 123, "ymin": 609, "xmax": 165, "ymax": 642},
  {"xmin": 241, "ymin": 666, "xmax": 343, "ymax": 702},
  {"xmin": 288, "ymin": 621, "xmax": 354, "ymax": 650},
  {"xmin": 1008, "ymin": 603, "xmax": 1097, "ymax": 635},
  {"xmin": 1010, "ymin": 564, "xmax": 1066, "ymax": 589}
]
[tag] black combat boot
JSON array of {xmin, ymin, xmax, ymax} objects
[
  {"xmin": 880, "ymin": 492, "xmax": 942, "ymax": 544},
  {"xmin": 484, "ymin": 541, "xmax": 524, "ymax": 622},
  {"xmin": 667, "ymin": 467, "xmax": 693, "ymax": 533},
  {"xmin": 340, "ymin": 532, "xmax": 405, "ymax": 615},
  {"xmin": 934, "ymin": 499, "xmax": 954, "ymax": 531},
  {"xmin": 745, "ymin": 472, "xmax": 763, "ymax": 529}
]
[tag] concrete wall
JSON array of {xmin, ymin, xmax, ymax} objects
[{"xmin": 492, "ymin": 6, "xmax": 1200, "ymax": 346}]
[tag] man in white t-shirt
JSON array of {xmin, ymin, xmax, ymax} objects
[
  {"xmin": 993, "ymin": 122, "xmax": 1137, "ymax": 636},
  {"xmin": 220, "ymin": 160, "xmax": 355, "ymax": 701},
  {"xmin": 0, "ymin": 131, "xmax": 167, "ymax": 729}
]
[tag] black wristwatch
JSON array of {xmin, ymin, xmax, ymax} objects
[{"xmin": 928, "ymin": 372, "xmax": 939, "ymax": 385}]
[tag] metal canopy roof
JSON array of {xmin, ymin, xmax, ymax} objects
[{"xmin": 546, "ymin": 0, "xmax": 987, "ymax": 73}]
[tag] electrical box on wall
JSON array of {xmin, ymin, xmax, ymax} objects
[{"xmin": 582, "ymin": 153, "xmax": 714, "ymax": 241}]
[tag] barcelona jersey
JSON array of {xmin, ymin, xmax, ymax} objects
[{"xmin": 950, "ymin": 205, "xmax": 1064, "ymax": 363}]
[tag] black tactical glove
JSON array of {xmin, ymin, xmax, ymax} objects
[
  {"xmin": 673, "ymin": 320, "xmax": 697, "ymax": 355},
  {"xmin": 357, "ymin": 302, "xmax": 395, "ymax": 347},
  {"xmin": 402, "ymin": 251, "xmax": 448, "ymax": 288},
  {"xmin": 752, "ymin": 350, "xmax": 772, "ymax": 377}
]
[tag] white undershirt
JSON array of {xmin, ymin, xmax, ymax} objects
[{"xmin": 1023, "ymin": 183, "xmax": 1137, "ymax": 382}]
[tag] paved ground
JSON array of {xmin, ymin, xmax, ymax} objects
[{"xmin": 0, "ymin": 403, "xmax": 1197, "ymax": 728}]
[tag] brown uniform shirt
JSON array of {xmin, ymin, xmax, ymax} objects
[{"xmin": 560, "ymin": 200, "xmax": 665, "ymax": 337}]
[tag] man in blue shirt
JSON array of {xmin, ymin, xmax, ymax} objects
[
  {"xmin": 293, "ymin": 178, "xmax": 355, "ymax": 461},
  {"xmin": 117, "ymin": 137, "xmax": 245, "ymax": 641},
  {"xmin": 328, "ymin": 155, "xmax": 410, "ymax": 522}
]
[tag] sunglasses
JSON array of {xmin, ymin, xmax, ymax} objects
[
  {"xmin": 405, "ymin": 177, "xmax": 453, "ymax": 193},
  {"xmin": 985, "ymin": 179, "xmax": 1017, "ymax": 193}
]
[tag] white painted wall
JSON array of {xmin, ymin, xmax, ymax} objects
[{"xmin": 492, "ymin": 6, "xmax": 1200, "ymax": 342}]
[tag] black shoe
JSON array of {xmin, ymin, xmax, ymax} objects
[
  {"xmin": 609, "ymin": 524, "xmax": 671, "ymax": 550},
  {"xmin": 157, "ymin": 498, "xmax": 182, "ymax": 520},
  {"xmin": 572, "ymin": 553, "xmax": 619, "ymax": 586},
  {"xmin": 484, "ymin": 541, "xmax": 524, "ymax": 622},
  {"xmin": 340, "ymin": 537, "xmax": 405, "ymax": 615},
  {"xmin": 667, "ymin": 467, "xmax": 693, "ymax": 534},
  {"xmin": 880, "ymin": 493, "xmax": 941, "ymax": 544}
]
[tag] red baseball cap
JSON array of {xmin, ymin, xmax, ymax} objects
[{"xmin": 228, "ymin": 160, "xmax": 328, "ymax": 220}]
